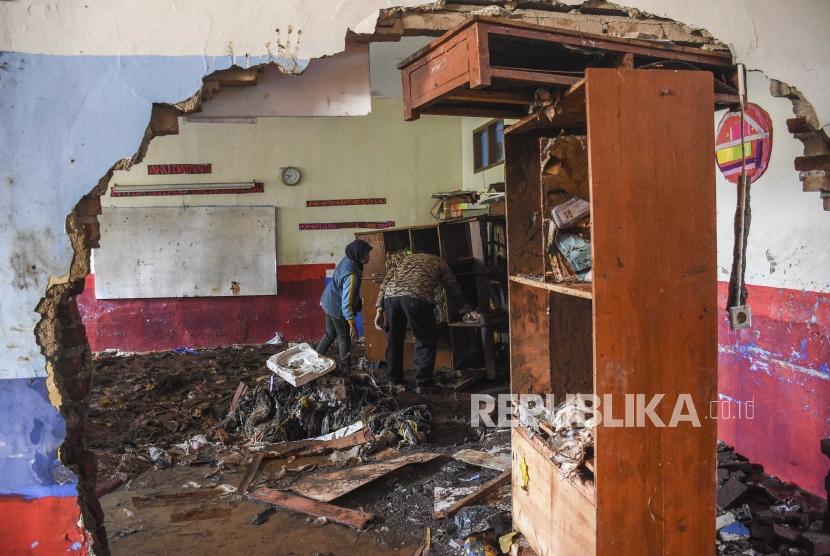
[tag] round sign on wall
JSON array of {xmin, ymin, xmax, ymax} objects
[{"xmin": 715, "ymin": 103, "xmax": 773, "ymax": 184}]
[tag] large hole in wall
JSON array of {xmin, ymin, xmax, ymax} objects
[
  {"xmin": 42, "ymin": 34, "xmax": 491, "ymax": 553},
  {"xmin": 33, "ymin": 5, "xmax": 829, "ymax": 553}
]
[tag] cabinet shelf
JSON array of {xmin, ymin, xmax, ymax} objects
[{"xmin": 509, "ymin": 274, "xmax": 593, "ymax": 300}]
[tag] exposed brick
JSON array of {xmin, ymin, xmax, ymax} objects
[
  {"xmin": 62, "ymin": 372, "xmax": 91, "ymax": 402},
  {"xmin": 717, "ymin": 477, "xmax": 749, "ymax": 509},
  {"xmin": 149, "ymin": 104, "xmax": 180, "ymax": 136},
  {"xmin": 794, "ymin": 155, "xmax": 830, "ymax": 172},
  {"xmin": 54, "ymin": 346, "xmax": 88, "ymax": 377},
  {"xmin": 75, "ymin": 195, "xmax": 101, "ymax": 217},
  {"xmin": 773, "ymin": 523, "xmax": 801, "ymax": 543},
  {"xmin": 60, "ymin": 323, "xmax": 89, "ymax": 349}
]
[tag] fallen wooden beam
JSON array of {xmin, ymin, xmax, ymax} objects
[
  {"xmin": 249, "ymin": 488, "xmax": 374, "ymax": 529},
  {"xmin": 292, "ymin": 452, "xmax": 440, "ymax": 502},
  {"xmin": 433, "ymin": 470, "xmax": 511, "ymax": 519},
  {"xmin": 260, "ymin": 427, "xmax": 373, "ymax": 459}
]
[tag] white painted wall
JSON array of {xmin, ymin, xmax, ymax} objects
[
  {"xmin": 104, "ymin": 97, "xmax": 462, "ymax": 265},
  {"xmin": 193, "ymin": 42, "xmax": 371, "ymax": 119},
  {"xmin": 715, "ymin": 72, "xmax": 830, "ymax": 293}
]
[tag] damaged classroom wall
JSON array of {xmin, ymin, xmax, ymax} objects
[
  {"xmin": 0, "ymin": 0, "xmax": 828, "ymax": 552},
  {"xmin": 715, "ymin": 71, "xmax": 830, "ymax": 497}
]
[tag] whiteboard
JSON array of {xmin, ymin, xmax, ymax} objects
[{"xmin": 94, "ymin": 206, "xmax": 277, "ymax": 299}]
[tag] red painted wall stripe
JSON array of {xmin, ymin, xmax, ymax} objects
[
  {"xmin": 717, "ymin": 281, "xmax": 830, "ymax": 496},
  {"xmin": 0, "ymin": 496, "xmax": 88, "ymax": 553},
  {"xmin": 77, "ymin": 264, "xmax": 334, "ymax": 352}
]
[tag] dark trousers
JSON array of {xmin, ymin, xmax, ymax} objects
[
  {"xmin": 384, "ymin": 296, "xmax": 437, "ymax": 387},
  {"xmin": 316, "ymin": 313, "xmax": 351, "ymax": 366}
]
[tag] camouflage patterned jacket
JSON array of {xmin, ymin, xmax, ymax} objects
[{"xmin": 376, "ymin": 253, "xmax": 464, "ymax": 309}]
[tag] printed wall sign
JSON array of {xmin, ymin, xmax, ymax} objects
[
  {"xmin": 148, "ymin": 163, "xmax": 212, "ymax": 175},
  {"xmin": 715, "ymin": 104, "xmax": 773, "ymax": 184},
  {"xmin": 306, "ymin": 198, "xmax": 386, "ymax": 207},
  {"xmin": 299, "ymin": 221, "xmax": 395, "ymax": 230}
]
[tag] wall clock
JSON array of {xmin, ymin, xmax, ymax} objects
[{"xmin": 281, "ymin": 166, "xmax": 302, "ymax": 186}]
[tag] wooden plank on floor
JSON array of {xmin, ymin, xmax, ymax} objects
[
  {"xmin": 586, "ymin": 68, "xmax": 717, "ymax": 556},
  {"xmin": 291, "ymin": 452, "xmax": 440, "ymax": 502},
  {"xmin": 452, "ymin": 449, "xmax": 511, "ymax": 472},
  {"xmin": 434, "ymin": 470, "xmax": 511, "ymax": 519},
  {"xmin": 249, "ymin": 488, "xmax": 374, "ymax": 529}
]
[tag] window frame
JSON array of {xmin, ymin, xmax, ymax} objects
[{"xmin": 472, "ymin": 119, "xmax": 505, "ymax": 173}]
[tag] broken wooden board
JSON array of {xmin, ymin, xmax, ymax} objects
[
  {"xmin": 260, "ymin": 426, "xmax": 373, "ymax": 459},
  {"xmin": 249, "ymin": 488, "xmax": 374, "ymax": 530},
  {"xmin": 434, "ymin": 470, "xmax": 511, "ymax": 519},
  {"xmin": 453, "ymin": 449, "xmax": 511, "ymax": 472},
  {"xmin": 292, "ymin": 452, "xmax": 441, "ymax": 502},
  {"xmin": 433, "ymin": 486, "xmax": 479, "ymax": 514}
]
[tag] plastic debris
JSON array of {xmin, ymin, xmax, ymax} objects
[
  {"xmin": 266, "ymin": 343, "xmax": 336, "ymax": 387},
  {"xmin": 148, "ymin": 446, "xmax": 172, "ymax": 469},
  {"xmin": 363, "ymin": 405, "xmax": 431, "ymax": 453},
  {"xmin": 453, "ymin": 505, "xmax": 510, "ymax": 539},
  {"xmin": 265, "ymin": 332, "xmax": 285, "ymax": 345},
  {"xmin": 498, "ymin": 532, "xmax": 518, "ymax": 554},
  {"xmin": 463, "ymin": 534, "xmax": 498, "ymax": 556},
  {"xmin": 719, "ymin": 522, "xmax": 750, "ymax": 542}
]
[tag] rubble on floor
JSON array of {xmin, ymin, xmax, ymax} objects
[
  {"xmin": 88, "ymin": 344, "xmax": 516, "ymax": 554},
  {"xmin": 88, "ymin": 345, "xmax": 827, "ymax": 555},
  {"xmin": 716, "ymin": 442, "xmax": 828, "ymax": 555}
]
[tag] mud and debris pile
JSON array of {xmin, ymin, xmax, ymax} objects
[
  {"xmin": 87, "ymin": 345, "xmax": 283, "ymax": 479},
  {"xmin": 715, "ymin": 442, "xmax": 828, "ymax": 555},
  {"xmin": 228, "ymin": 370, "xmax": 398, "ymax": 444}
]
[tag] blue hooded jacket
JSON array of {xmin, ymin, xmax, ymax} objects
[{"xmin": 320, "ymin": 239, "xmax": 372, "ymax": 321}]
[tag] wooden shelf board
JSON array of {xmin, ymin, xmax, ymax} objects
[
  {"xmin": 448, "ymin": 322, "xmax": 485, "ymax": 328},
  {"xmin": 509, "ymin": 275, "xmax": 593, "ymax": 300}
]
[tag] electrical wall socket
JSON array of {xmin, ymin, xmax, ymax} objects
[{"xmin": 728, "ymin": 305, "xmax": 752, "ymax": 330}]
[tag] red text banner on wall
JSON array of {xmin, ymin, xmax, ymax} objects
[
  {"xmin": 306, "ymin": 198, "xmax": 386, "ymax": 207},
  {"xmin": 299, "ymin": 221, "xmax": 395, "ymax": 230},
  {"xmin": 148, "ymin": 163, "xmax": 212, "ymax": 175}
]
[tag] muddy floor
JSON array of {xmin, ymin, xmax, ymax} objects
[
  {"xmin": 88, "ymin": 345, "xmax": 828, "ymax": 555},
  {"xmin": 89, "ymin": 344, "xmax": 513, "ymax": 555}
]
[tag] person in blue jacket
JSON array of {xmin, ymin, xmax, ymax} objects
[{"xmin": 317, "ymin": 238, "xmax": 373, "ymax": 367}]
